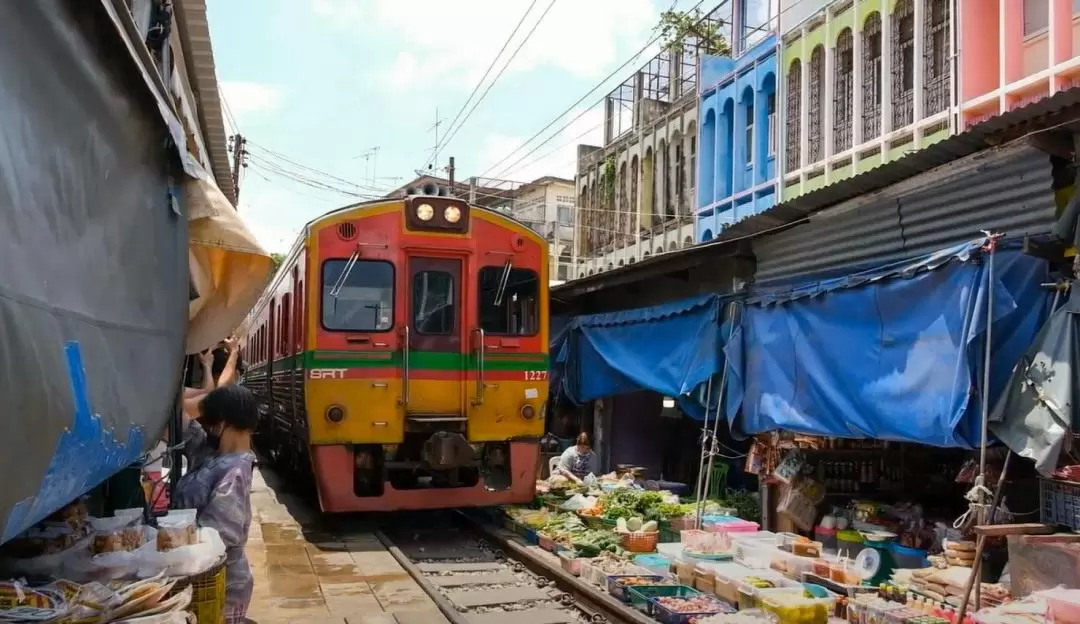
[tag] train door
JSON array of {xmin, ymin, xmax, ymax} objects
[{"xmin": 404, "ymin": 256, "xmax": 466, "ymax": 419}]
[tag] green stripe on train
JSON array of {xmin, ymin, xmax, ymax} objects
[{"xmin": 245, "ymin": 350, "xmax": 548, "ymax": 373}]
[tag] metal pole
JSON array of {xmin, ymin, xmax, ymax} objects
[
  {"xmin": 699, "ymin": 302, "xmax": 737, "ymax": 524},
  {"xmin": 978, "ymin": 233, "xmax": 998, "ymax": 522}
]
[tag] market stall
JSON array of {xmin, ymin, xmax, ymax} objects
[
  {"xmin": 493, "ymin": 444, "xmax": 1080, "ymax": 624},
  {"xmin": 0, "ymin": 498, "xmax": 226, "ymax": 622}
]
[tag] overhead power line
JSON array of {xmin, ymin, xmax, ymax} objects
[
  {"xmin": 477, "ymin": 0, "xmax": 699, "ymax": 180},
  {"xmin": 432, "ymin": 0, "xmax": 560, "ymax": 164},
  {"xmin": 425, "ymin": 0, "xmax": 542, "ymax": 169}
]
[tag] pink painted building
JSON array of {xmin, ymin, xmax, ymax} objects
[{"xmin": 961, "ymin": 0, "xmax": 1080, "ymax": 128}]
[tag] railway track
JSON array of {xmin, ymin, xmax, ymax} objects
[{"xmin": 376, "ymin": 512, "xmax": 652, "ymax": 624}]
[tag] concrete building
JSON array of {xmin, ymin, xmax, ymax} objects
[
  {"xmin": 960, "ymin": 0, "xmax": 1080, "ymax": 129},
  {"xmin": 106, "ymin": 0, "xmax": 237, "ymax": 202},
  {"xmin": 778, "ymin": 0, "xmax": 954, "ymax": 202},
  {"xmin": 507, "ymin": 176, "xmax": 577, "ymax": 281},
  {"xmin": 573, "ymin": 4, "xmax": 742, "ymax": 279},
  {"xmin": 697, "ymin": 33, "xmax": 780, "ymax": 242}
]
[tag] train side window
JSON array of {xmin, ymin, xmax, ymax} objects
[
  {"xmin": 321, "ymin": 259, "xmax": 394, "ymax": 332},
  {"xmin": 478, "ymin": 266, "xmax": 539, "ymax": 336},
  {"xmin": 412, "ymin": 270, "xmax": 455, "ymax": 335}
]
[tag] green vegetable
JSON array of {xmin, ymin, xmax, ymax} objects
[
  {"xmin": 626, "ymin": 517, "xmax": 643, "ymax": 531},
  {"xmin": 641, "ymin": 520, "xmax": 658, "ymax": 532}
]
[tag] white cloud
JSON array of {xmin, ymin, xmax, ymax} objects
[
  {"xmin": 311, "ymin": 0, "xmax": 364, "ymax": 26},
  {"xmin": 477, "ymin": 106, "xmax": 605, "ymax": 183},
  {"xmin": 219, "ymin": 81, "xmax": 283, "ymax": 133},
  {"xmin": 371, "ymin": 0, "xmax": 659, "ymax": 91}
]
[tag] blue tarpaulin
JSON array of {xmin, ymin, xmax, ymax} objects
[
  {"xmin": 552, "ymin": 295, "xmax": 726, "ymax": 409},
  {"xmin": 724, "ymin": 238, "xmax": 1051, "ymax": 448}
]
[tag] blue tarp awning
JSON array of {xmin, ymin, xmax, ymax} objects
[
  {"xmin": 723, "ymin": 238, "xmax": 1051, "ymax": 448},
  {"xmin": 551, "ymin": 295, "xmax": 727, "ymax": 412}
]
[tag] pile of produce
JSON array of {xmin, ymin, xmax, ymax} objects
[
  {"xmin": 597, "ymin": 489, "xmax": 692, "ymax": 523},
  {"xmin": 655, "ymin": 595, "xmax": 734, "ymax": 615}
]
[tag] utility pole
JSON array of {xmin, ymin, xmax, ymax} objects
[
  {"xmin": 468, "ymin": 177, "xmax": 477, "ymax": 204},
  {"xmin": 427, "ymin": 107, "xmax": 446, "ymax": 171},
  {"xmin": 229, "ymin": 133, "xmax": 248, "ymax": 203},
  {"xmin": 447, "ymin": 156, "xmax": 456, "ymax": 194}
]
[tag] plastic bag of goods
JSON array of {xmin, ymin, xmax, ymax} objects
[{"xmin": 137, "ymin": 527, "xmax": 226, "ymax": 578}]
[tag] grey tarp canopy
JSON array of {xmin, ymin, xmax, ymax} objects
[
  {"xmin": 990, "ymin": 290, "xmax": 1079, "ymax": 475},
  {"xmin": 0, "ymin": 0, "xmax": 190, "ymax": 542}
]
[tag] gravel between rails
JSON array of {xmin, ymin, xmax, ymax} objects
[{"xmin": 376, "ymin": 513, "xmax": 650, "ymax": 624}]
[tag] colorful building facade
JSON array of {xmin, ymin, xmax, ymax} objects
[
  {"xmin": 961, "ymin": 0, "xmax": 1080, "ymax": 128},
  {"xmin": 696, "ymin": 35, "xmax": 780, "ymax": 242},
  {"xmin": 779, "ymin": 0, "xmax": 954, "ymax": 202}
]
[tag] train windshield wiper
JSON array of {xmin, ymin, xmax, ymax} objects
[
  {"xmin": 494, "ymin": 259, "xmax": 513, "ymax": 307},
  {"xmin": 330, "ymin": 250, "xmax": 360, "ymax": 299}
]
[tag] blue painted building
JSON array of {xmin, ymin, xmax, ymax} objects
[{"xmin": 696, "ymin": 34, "xmax": 780, "ymax": 242}]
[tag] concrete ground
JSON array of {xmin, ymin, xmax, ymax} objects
[{"xmin": 245, "ymin": 466, "xmax": 450, "ymax": 624}]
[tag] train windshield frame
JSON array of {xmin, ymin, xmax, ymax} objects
[
  {"xmin": 321, "ymin": 259, "xmax": 394, "ymax": 332},
  {"xmin": 477, "ymin": 265, "xmax": 540, "ymax": 336}
]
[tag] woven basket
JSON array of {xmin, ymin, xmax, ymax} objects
[
  {"xmin": 168, "ymin": 556, "xmax": 227, "ymax": 624},
  {"xmin": 578, "ymin": 513, "xmax": 604, "ymax": 529},
  {"xmin": 621, "ymin": 531, "xmax": 659, "ymax": 553}
]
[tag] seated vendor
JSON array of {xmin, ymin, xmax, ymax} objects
[{"xmin": 558, "ymin": 432, "xmax": 599, "ymax": 479}]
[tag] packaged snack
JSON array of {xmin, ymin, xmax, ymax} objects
[
  {"xmin": 156, "ymin": 510, "xmax": 197, "ymax": 551},
  {"xmin": 88, "ymin": 515, "xmax": 141, "ymax": 555}
]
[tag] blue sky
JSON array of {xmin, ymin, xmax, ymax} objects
[{"xmin": 207, "ymin": 0, "xmax": 677, "ymax": 253}]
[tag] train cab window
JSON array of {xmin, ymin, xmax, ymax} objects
[
  {"xmin": 478, "ymin": 265, "xmax": 539, "ymax": 336},
  {"xmin": 412, "ymin": 271, "xmax": 455, "ymax": 335},
  {"xmin": 321, "ymin": 259, "xmax": 394, "ymax": 332}
]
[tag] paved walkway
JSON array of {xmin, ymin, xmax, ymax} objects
[{"xmin": 245, "ymin": 466, "xmax": 450, "ymax": 624}]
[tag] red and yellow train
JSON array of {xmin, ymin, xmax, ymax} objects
[{"xmin": 239, "ymin": 185, "xmax": 549, "ymax": 512}]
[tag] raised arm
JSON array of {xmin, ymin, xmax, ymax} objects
[{"xmin": 215, "ymin": 337, "xmax": 241, "ymax": 387}]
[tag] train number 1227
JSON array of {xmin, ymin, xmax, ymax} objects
[{"xmin": 524, "ymin": 370, "xmax": 548, "ymax": 381}]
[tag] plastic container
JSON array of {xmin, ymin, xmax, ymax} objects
[
  {"xmin": 759, "ymin": 587, "xmax": 838, "ymax": 624},
  {"xmin": 836, "ymin": 530, "xmax": 865, "ymax": 558},
  {"xmin": 622, "ymin": 531, "xmax": 659, "ymax": 553},
  {"xmin": 558, "ymin": 551, "xmax": 583, "ymax": 576},
  {"xmin": 769, "ymin": 549, "xmax": 816, "ymax": 579},
  {"xmin": 704, "ymin": 515, "xmax": 760, "ymax": 533},
  {"xmin": 537, "ymin": 533, "xmax": 556, "ymax": 552},
  {"xmin": 814, "ymin": 526, "xmax": 838, "ymax": 553},
  {"xmin": 889, "ymin": 543, "xmax": 929, "ymax": 569},
  {"xmin": 1044, "ymin": 588, "xmax": 1080, "ymax": 624},
  {"xmin": 606, "ymin": 575, "xmax": 672, "ymax": 602},
  {"xmin": 633, "ymin": 554, "xmax": 671, "ymax": 576},
  {"xmin": 626, "ymin": 585, "xmax": 701, "ymax": 615},
  {"xmin": 734, "ymin": 540, "xmax": 775, "ymax": 569},
  {"xmin": 650, "ymin": 594, "xmax": 734, "ymax": 624}
]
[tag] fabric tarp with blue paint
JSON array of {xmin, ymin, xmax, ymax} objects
[
  {"xmin": 553, "ymin": 295, "xmax": 726, "ymax": 410},
  {"xmin": 724, "ymin": 238, "xmax": 1050, "ymax": 448}
]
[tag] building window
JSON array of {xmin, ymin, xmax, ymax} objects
[
  {"xmin": 767, "ymin": 93, "xmax": 777, "ymax": 156},
  {"xmin": 924, "ymin": 0, "xmax": 951, "ymax": 116},
  {"xmin": 1024, "ymin": 0, "xmax": 1049, "ymax": 35},
  {"xmin": 833, "ymin": 29, "xmax": 854, "ymax": 154},
  {"xmin": 891, "ymin": 0, "xmax": 915, "ymax": 129},
  {"xmin": 478, "ymin": 267, "xmax": 539, "ymax": 335},
  {"xmin": 785, "ymin": 59, "xmax": 802, "ymax": 172},
  {"xmin": 689, "ymin": 135, "xmax": 696, "ymax": 190},
  {"xmin": 862, "ymin": 12, "xmax": 883, "ymax": 141},
  {"xmin": 808, "ymin": 45, "xmax": 825, "ymax": 164},
  {"xmin": 741, "ymin": 0, "xmax": 779, "ymax": 53},
  {"xmin": 745, "ymin": 99, "xmax": 755, "ymax": 167},
  {"xmin": 321, "ymin": 260, "xmax": 394, "ymax": 332},
  {"xmin": 557, "ymin": 204, "xmax": 573, "ymax": 225}
]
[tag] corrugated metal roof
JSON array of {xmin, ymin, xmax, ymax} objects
[
  {"xmin": 553, "ymin": 88, "xmax": 1080, "ymax": 300},
  {"xmin": 173, "ymin": 0, "xmax": 236, "ymax": 205}
]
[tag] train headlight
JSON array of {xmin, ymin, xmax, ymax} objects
[
  {"xmin": 520, "ymin": 404, "xmax": 536, "ymax": 420},
  {"xmin": 416, "ymin": 203, "xmax": 435, "ymax": 221},
  {"xmin": 326, "ymin": 405, "xmax": 346, "ymax": 423},
  {"xmin": 444, "ymin": 205, "xmax": 462, "ymax": 223}
]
